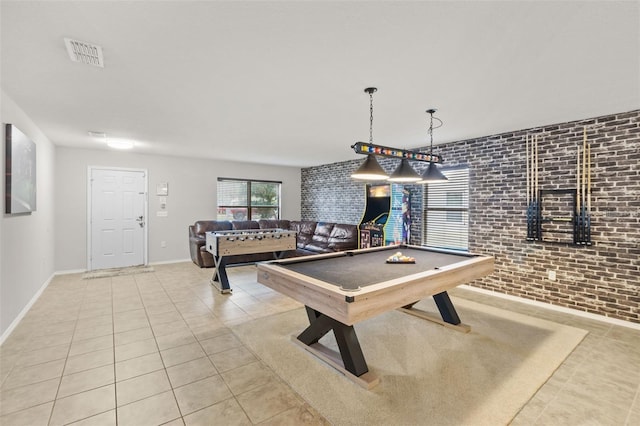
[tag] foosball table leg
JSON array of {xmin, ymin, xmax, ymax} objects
[{"xmin": 211, "ymin": 256, "xmax": 232, "ymax": 293}]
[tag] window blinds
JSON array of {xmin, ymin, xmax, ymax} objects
[{"xmin": 422, "ymin": 168, "xmax": 470, "ymax": 251}]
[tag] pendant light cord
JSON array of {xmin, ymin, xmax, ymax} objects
[
  {"xmin": 369, "ymin": 91, "xmax": 374, "ymax": 143},
  {"xmin": 426, "ymin": 109, "xmax": 443, "ymax": 161},
  {"xmin": 429, "ymin": 111, "xmax": 434, "ymax": 155},
  {"xmin": 364, "ymin": 87, "xmax": 378, "ymax": 144}
]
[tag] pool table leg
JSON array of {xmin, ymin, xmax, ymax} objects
[
  {"xmin": 297, "ymin": 307, "xmax": 369, "ymax": 377},
  {"xmin": 400, "ymin": 292, "xmax": 470, "ymax": 333},
  {"xmin": 433, "ymin": 291, "xmax": 461, "ymax": 325}
]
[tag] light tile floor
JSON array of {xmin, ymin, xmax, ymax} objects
[
  {"xmin": 463, "ymin": 287, "xmax": 640, "ymax": 426},
  {"xmin": 0, "ymin": 262, "xmax": 638, "ymax": 425},
  {"xmin": 0, "ymin": 263, "xmax": 324, "ymax": 425}
]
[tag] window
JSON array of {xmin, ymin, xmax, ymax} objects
[
  {"xmin": 217, "ymin": 178, "xmax": 281, "ymax": 221},
  {"xmin": 422, "ymin": 167, "xmax": 469, "ymax": 251}
]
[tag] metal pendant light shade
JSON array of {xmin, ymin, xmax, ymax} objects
[
  {"xmin": 351, "ymin": 154, "xmax": 389, "ymax": 180},
  {"xmin": 351, "ymin": 91, "xmax": 447, "ymax": 183},
  {"xmin": 388, "ymin": 158, "xmax": 422, "ymax": 182},
  {"xmin": 419, "ymin": 108, "xmax": 448, "ymax": 184},
  {"xmin": 419, "ymin": 161, "xmax": 448, "ymax": 183}
]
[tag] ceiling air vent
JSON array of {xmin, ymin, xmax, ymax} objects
[{"xmin": 64, "ymin": 38, "xmax": 104, "ymax": 68}]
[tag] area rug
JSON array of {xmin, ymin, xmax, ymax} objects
[
  {"xmin": 82, "ymin": 265, "xmax": 155, "ymax": 279},
  {"xmin": 231, "ymin": 297, "xmax": 587, "ymax": 426}
]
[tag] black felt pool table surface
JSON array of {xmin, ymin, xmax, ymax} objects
[{"xmin": 279, "ymin": 247, "xmax": 474, "ymax": 291}]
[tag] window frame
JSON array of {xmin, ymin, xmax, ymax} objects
[
  {"xmin": 217, "ymin": 177, "xmax": 282, "ymax": 221},
  {"xmin": 421, "ymin": 166, "xmax": 470, "ymax": 251}
]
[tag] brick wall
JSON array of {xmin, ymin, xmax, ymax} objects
[{"xmin": 301, "ymin": 109, "xmax": 639, "ymax": 324}]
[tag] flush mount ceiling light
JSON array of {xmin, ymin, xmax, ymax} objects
[
  {"xmin": 89, "ymin": 131, "xmax": 134, "ymax": 150},
  {"xmin": 418, "ymin": 109, "xmax": 448, "ymax": 184},
  {"xmin": 351, "ymin": 87, "xmax": 389, "ymax": 181},
  {"xmin": 64, "ymin": 38, "xmax": 104, "ymax": 68},
  {"xmin": 106, "ymin": 138, "xmax": 134, "ymax": 150},
  {"xmin": 350, "ymin": 88, "xmax": 444, "ymax": 182}
]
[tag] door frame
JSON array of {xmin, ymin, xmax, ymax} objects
[{"xmin": 87, "ymin": 166, "xmax": 149, "ymax": 271}]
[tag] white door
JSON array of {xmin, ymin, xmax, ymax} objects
[{"xmin": 89, "ymin": 168, "xmax": 147, "ymax": 270}]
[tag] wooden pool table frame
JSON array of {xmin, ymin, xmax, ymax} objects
[{"xmin": 257, "ymin": 244, "xmax": 494, "ymax": 388}]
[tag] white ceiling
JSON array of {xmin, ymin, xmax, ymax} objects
[{"xmin": 1, "ymin": 1, "xmax": 638, "ymax": 167}]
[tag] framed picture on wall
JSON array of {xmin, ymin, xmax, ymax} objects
[{"xmin": 5, "ymin": 123, "xmax": 37, "ymax": 214}]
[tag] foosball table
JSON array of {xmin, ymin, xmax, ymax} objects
[{"xmin": 205, "ymin": 228, "xmax": 297, "ymax": 293}]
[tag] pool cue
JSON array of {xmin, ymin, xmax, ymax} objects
[
  {"xmin": 533, "ymin": 135, "xmax": 541, "ymax": 240},
  {"xmin": 581, "ymin": 127, "xmax": 587, "ymax": 243},
  {"xmin": 526, "ymin": 134, "xmax": 532, "ymax": 239},
  {"xmin": 526, "ymin": 134, "xmax": 530, "ymax": 206},
  {"xmin": 575, "ymin": 141, "xmax": 581, "ymax": 244},
  {"xmin": 532, "ymin": 135, "xmax": 536, "ymax": 239},
  {"xmin": 586, "ymin": 138, "xmax": 591, "ymax": 244}
]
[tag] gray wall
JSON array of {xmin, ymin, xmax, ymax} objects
[
  {"xmin": 1, "ymin": 90, "xmax": 56, "ymax": 337},
  {"xmin": 55, "ymin": 147, "xmax": 302, "ymax": 271}
]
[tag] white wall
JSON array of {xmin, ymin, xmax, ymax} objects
[
  {"xmin": 1, "ymin": 90, "xmax": 56, "ymax": 337},
  {"xmin": 0, "ymin": 92, "xmax": 302, "ymax": 337},
  {"xmin": 55, "ymin": 147, "xmax": 301, "ymax": 271}
]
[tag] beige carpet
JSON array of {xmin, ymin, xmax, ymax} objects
[
  {"xmin": 232, "ymin": 297, "xmax": 588, "ymax": 426},
  {"xmin": 82, "ymin": 265, "xmax": 155, "ymax": 279}
]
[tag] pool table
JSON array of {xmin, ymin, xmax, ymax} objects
[{"xmin": 257, "ymin": 244, "xmax": 494, "ymax": 388}]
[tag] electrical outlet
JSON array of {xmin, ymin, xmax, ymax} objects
[
  {"xmin": 161, "ymin": 241, "xmax": 166, "ymax": 248},
  {"xmin": 548, "ymin": 270, "xmax": 556, "ymax": 281}
]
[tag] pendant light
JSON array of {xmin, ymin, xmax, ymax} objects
[
  {"xmin": 387, "ymin": 159, "xmax": 422, "ymax": 182},
  {"xmin": 419, "ymin": 109, "xmax": 448, "ymax": 184},
  {"xmin": 351, "ymin": 88, "xmax": 389, "ymax": 181}
]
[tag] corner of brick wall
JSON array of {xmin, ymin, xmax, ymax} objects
[{"xmin": 301, "ymin": 109, "xmax": 640, "ymax": 324}]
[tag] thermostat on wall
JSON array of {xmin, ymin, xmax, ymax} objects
[{"xmin": 156, "ymin": 182, "xmax": 168, "ymax": 196}]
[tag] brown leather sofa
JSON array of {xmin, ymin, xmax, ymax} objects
[{"xmin": 188, "ymin": 219, "xmax": 358, "ymax": 268}]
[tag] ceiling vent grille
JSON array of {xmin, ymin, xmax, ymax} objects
[{"xmin": 64, "ymin": 38, "xmax": 104, "ymax": 68}]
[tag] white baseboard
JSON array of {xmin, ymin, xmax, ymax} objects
[
  {"xmin": 149, "ymin": 258, "xmax": 192, "ymax": 266},
  {"xmin": 54, "ymin": 268, "xmax": 86, "ymax": 275},
  {"xmin": 54, "ymin": 259, "xmax": 193, "ymax": 274},
  {"xmin": 460, "ymin": 285, "xmax": 640, "ymax": 331},
  {"xmin": 0, "ymin": 272, "xmax": 55, "ymax": 345}
]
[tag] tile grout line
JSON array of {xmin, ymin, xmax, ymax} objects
[
  {"xmin": 224, "ymin": 268, "xmax": 314, "ymax": 424},
  {"xmin": 47, "ymin": 275, "xmax": 92, "ymax": 426},
  {"xmin": 158, "ymin": 267, "xmax": 273, "ymax": 424},
  {"xmin": 527, "ymin": 326, "xmax": 609, "ymax": 424},
  {"xmin": 111, "ymin": 275, "xmax": 118, "ymax": 426},
  {"xmin": 137, "ymin": 270, "xmax": 189, "ymax": 424},
  {"xmin": 623, "ymin": 380, "xmax": 640, "ymax": 426},
  {"xmin": 157, "ymin": 269, "xmax": 248, "ymax": 423}
]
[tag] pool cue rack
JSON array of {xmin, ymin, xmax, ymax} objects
[
  {"xmin": 524, "ymin": 127, "xmax": 592, "ymax": 246},
  {"xmin": 525, "ymin": 134, "xmax": 542, "ymax": 241},
  {"xmin": 538, "ymin": 189, "xmax": 577, "ymax": 244},
  {"xmin": 574, "ymin": 127, "xmax": 592, "ymax": 245}
]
